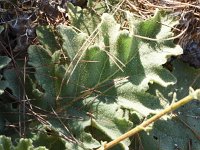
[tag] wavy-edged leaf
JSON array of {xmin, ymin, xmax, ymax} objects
[
  {"xmin": 147, "ymin": 60, "xmax": 200, "ymax": 149},
  {"xmin": 28, "ymin": 46, "xmax": 60, "ymax": 108},
  {"xmin": 57, "ymin": 25, "xmax": 87, "ymax": 61},
  {"xmin": 28, "ymin": 10, "xmax": 183, "ymax": 149},
  {"xmin": 36, "ymin": 26, "xmax": 60, "ymax": 54}
]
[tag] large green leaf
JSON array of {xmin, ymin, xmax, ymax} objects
[{"xmin": 27, "ymin": 10, "xmax": 183, "ymax": 149}]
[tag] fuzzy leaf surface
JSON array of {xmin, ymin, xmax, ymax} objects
[
  {"xmin": 36, "ymin": 26, "xmax": 60, "ymax": 54},
  {"xmin": 27, "ymin": 11, "xmax": 183, "ymax": 149},
  {"xmin": 146, "ymin": 60, "xmax": 200, "ymax": 150}
]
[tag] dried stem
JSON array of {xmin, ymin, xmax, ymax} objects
[{"xmin": 97, "ymin": 89, "xmax": 200, "ymax": 150}]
